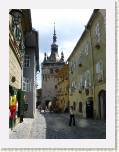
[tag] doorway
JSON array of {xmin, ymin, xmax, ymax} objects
[
  {"xmin": 98, "ymin": 90, "xmax": 106, "ymax": 120},
  {"xmin": 86, "ymin": 97, "xmax": 93, "ymax": 118}
]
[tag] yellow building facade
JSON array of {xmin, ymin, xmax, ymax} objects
[
  {"xmin": 9, "ymin": 9, "xmax": 32, "ymax": 91},
  {"xmin": 9, "ymin": 12, "xmax": 23, "ymax": 90},
  {"xmin": 9, "ymin": 10, "xmax": 32, "ymax": 129},
  {"xmin": 56, "ymin": 64, "xmax": 69, "ymax": 112},
  {"xmin": 68, "ymin": 9, "xmax": 106, "ymax": 119}
]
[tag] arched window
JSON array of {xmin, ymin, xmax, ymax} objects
[
  {"xmin": 73, "ymin": 102, "xmax": 76, "ymax": 110},
  {"xmin": 84, "ymin": 70, "xmax": 91, "ymax": 88},
  {"xmin": 79, "ymin": 102, "xmax": 82, "ymax": 112},
  {"xmin": 95, "ymin": 22, "xmax": 100, "ymax": 42},
  {"xmin": 50, "ymin": 68, "xmax": 53, "ymax": 74},
  {"xmin": 96, "ymin": 60, "xmax": 103, "ymax": 82}
]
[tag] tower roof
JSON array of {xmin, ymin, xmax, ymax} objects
[
  {"xmin": 51, "ymin": 22, "xmax": 58, "ymax": 52},
  {"xmin": 53, "ymin": 22, "xmax": 57, "ymax": 43},
  {"xmin": 42, "ymin": 23, "xmax": 65, "ymax": 64}
]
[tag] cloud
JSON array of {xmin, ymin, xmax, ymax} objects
[{"xmin": 59, "ymin": 40, "xmax": 78, "ymax": 61}]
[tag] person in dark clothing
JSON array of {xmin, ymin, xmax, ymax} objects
[
  {"xmin": 69, "ymin": 106, "xmax": 75, "ymax": 126},
  {"xmin": 17, "ymin": 89, "xmax": 25, "ymax": 123}
]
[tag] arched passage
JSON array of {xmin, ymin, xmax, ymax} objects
[
  {"xmin": 86, "ymin": 97, "xmax": 93, "ymax": 118},
  {"xmin": 98, "ymin": 90, "xmax": 106, "ymax": 120}
]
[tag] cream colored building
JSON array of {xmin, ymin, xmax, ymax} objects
[
  {"xmin": 68, "ymin": 9, "xmax": 106, "ymax": 119},
  {"xmin": 9, "ymin": 10, "xmax": 25, "ymax": 92}
]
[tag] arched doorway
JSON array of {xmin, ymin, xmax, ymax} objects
[
  {"xmin": 86, "ymin": 97, "xmax": 93, "ymax": 118},
  {"xmin": 98, "ymin": 90, "xmax": 106, "ymax": 120},
  {"xmin": 45, "ymin": 100, "xmax": 50, "ymax": 109},
  {"xmin": 73, "ymin": 102, "xmax": 76, "ymax": 110}
]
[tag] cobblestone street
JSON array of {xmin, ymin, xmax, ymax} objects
[{"xmin": 9, "ymin": 110, "xmax": 106, "ymax": 139}]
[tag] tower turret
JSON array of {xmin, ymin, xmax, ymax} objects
[
  {"xmin": 60, "ymin": 51, "xmax": 64, "ymax": 62},
  {"xmin": 51, "ymin": 22, "xmax": 58, "ymax": 53}
]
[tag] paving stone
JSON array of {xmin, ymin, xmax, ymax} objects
[{"xmin": 9, "ymin": 110, "xmax": 106, "ymax": 139}]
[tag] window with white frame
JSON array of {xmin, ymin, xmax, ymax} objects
[
  {"xmin": 95, "ymin": 23, "xmax": 100, "ymax": 43},
  {"xmin": 71, "ymin": 81, "xmax": 74, "ymax": 88},
  {"xmin": 96, "ymin": 62, "xmax": 101, "ymax": 74},
  {"xmin": 84, "ymin": 70, "xmax": 91, "ymax": 88},
  {"xmin": 74, "ymin": 62, "xmax": 76, "ymax": 69},
  {"xmin": 24, "ymin": 55, "xmax": 30, "ymax": 67},
  {"xmin": 96, "ymin": 60, "xmax": 103, "ymax": 82},
  {"xmin": 80, "ymin": 49, "xmax": 83, "ymax": 56},
  {"xmin": 71, "ymin": 81, "xmax": 76, "ymax": 91},
  {"xmin": 74, "ymin": 81, "xmax": 76, "ymax": 89},
  {"xmin": 79, "ymin": 75, "xmax": 83, "ymax": 89},
  {"xmin": 15, "ymin": 26, "xmax": 22, "ymax": 42},
  {"xmin": 85, "ymin": 42, "xmax": 89, "ymax": 56},
  {"xmin": 23, "ymin": 77, "xmax": 31, "ymax": 92}
]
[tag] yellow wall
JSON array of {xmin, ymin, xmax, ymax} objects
[
  {"xmin": 9, "ymin": 46, "xmax": 22, "ymax": 89},
  {"xmin": 56, "ymin": 64, "xmax": 69, "ymax": 112},
  {"xmin": 68, "ymin": 10, "xmax": 106, "ymax": 119}
]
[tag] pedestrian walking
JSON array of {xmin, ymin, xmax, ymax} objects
[
  {"xmin": 38, "ymin": 105, "xmax": 42, "ymax": 113},
  {"xmin": 69, "ymin": 106, "xmax": 75, "ymax": 126}
]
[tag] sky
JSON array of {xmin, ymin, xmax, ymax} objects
[{"xmin": 31, "ymin": 9, "xmax": 93, "ymax": 88}]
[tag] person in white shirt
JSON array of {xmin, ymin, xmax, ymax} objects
[{"xmin": 69, "ymin": 106, "xmax": 75, "ymax": 126}]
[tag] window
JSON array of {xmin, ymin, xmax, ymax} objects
[
  {"xmin": 55, "ymin": 69, "xmax": 59, "ymax": 73},
  {"xmin": 42, "ymin": 75, "xmax": 44, "ymax": 80},
  {"xmin": 73, "ymin": 102, "xmax": 76, "ymax": 110},
  {"xmin": 70, "ymin": 62, "xmax": 73, "ymax": 73},
  {"xmin": 84, "ymin": 70, "xmax": 91, "ymax": 88},
  {"xmin": 24, "ymin": 55, "xmax": 30, "ymax": 67},
  {"xmin": 85, "ymin": 43, "xmax": 89, "ymax": 56},
  {"xmin": 79, "ymin": 76, "xmax": 83, "ymax": 89},
  {"xmin": 73, "ymin": 62, "xmax": 76, "ymax": 69},
  {"xmin": 19, "ymin": 41, "xmax": 25, "ymax": 54},
  {"xmin": 55, "ymin": 85, "xmax": 57, "ymax": 89},
  {"xmin": 15, "ymin": 27, "xmax": 22, "ymax": 42},
  {"xmin": 23, "ymin": 77, "xmax": 31, "ymax": 92},
  {"xmin": 79, "ymin": 102, "xmax": 82, "ymax": 112},
  {"xmin": 80, "ymin": 49, "xmax": 83, "ymax": 56},
  {"xmin": 95, "ymin": 23, "xmax": 100, "ymax": 42},
  {"xmin": 71, "ymin": 81, "xmax": 76, "ymax": 91},
  {"xmin": 96, "ymin": 60, "xmax": 103, "ymax": 74},
  {"xmin": 96, "ymin": 60, "xmax": 103, "ymax": 82},
  {"xmin": 96, "ymin": 63, "xmax": 100, "ymax": 74},
  {"xmin": 45, "ymin": 75, "xmax": 47, "ymax": 81},
  {"xmin": 50, "ymin": 68, "xmax": 53, "ymax": 74}
]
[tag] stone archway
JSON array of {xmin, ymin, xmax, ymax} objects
[
  {"xmin": 86, "ymin": 97, "xmax": 93, "ymax": 118},
  {"xmin": 98, "ymin": 90, "xmax": 106, "ymax": 120}
]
